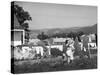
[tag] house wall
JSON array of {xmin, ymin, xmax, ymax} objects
[{"xmin": 11, "ymin": 30, "xmax": 24, "ymax": 46}]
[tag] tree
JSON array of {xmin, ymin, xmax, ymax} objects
[
  {"xmin": 11, "ymin": 2, "xmax": 32, "ymax": 27},
  {"xmin": 37, "ymin": 32, "xmax": 49, "ymax": 40},
  {"xmin": 77, "ymin": 31, "xmax": 84, "ymax": 36},
  {"xmin": 74, "ymin": 37, "xmax": 83, "ymax": 57},
  {"xmin": 67, "ymin": 32, "xmax": 77, "ymax": 40},
  {"xmin": 51, "ymin": 33, "xmax": 66, "ymax": 38}
]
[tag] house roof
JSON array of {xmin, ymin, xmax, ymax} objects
[{"xmin": 53, "ymin": 38, "xmax": 66, "ymax": 43}]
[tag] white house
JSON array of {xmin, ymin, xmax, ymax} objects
[
  {"xmin": 11, "ymin": 29, "xmax": 25, "ymax": 46},
  {"xmin": 53, "ymin": 38, "xmax": 67, "ymax": 45},
  {"xmin": 11, "ymin": 14, "xmax": 25, "ymax": 46}
]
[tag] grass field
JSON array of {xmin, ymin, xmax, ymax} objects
[{"xmin": 11, "ymin": 52, "xmax": 97, "ymax": 74}]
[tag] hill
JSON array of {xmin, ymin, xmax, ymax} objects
[{"xmin": 30, "ymin": 24, "xmax": 97, "ymax": 36}]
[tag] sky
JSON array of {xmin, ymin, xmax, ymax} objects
[{"xmin": 15, "ymin": 1, "xmax": 97, "ymax": 30}]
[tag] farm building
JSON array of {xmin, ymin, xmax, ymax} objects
[
  {"xmin": 88, "ymin": 33, "xmax": 97, "ymax": 42},
  {"xmin": 80, "ymin": 34, "xmax": 96, "ymax": 43},
  {"xmin": 80, "ymin": 34, "xmax": 97, "ymax": 49},
  {"xmin": 52, "ymin": 38, "xmax": 67, "ymax": 45},
  {"xmin": 11, "ymin": 14, "xmax": 25, "ymax": 46}
]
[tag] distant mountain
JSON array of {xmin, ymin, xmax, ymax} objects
[
  {"xmin": 77, "ymin": 24, "xmax": 97, "ymax": 34},
  {"xmin": 30, "ymin": 24, "xmax": 97, "ymax": 36}
]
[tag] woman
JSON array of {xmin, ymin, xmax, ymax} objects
[{"xmin": 63, "ymin": 38, "xmax": 75, "ymax": 64}]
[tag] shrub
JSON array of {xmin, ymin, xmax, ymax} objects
[{"xmin": 51, "ymin": 48, "xmax": 63, "ymax": 57}]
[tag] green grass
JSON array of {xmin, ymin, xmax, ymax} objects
[{"xmin": 12, "ymin": 55, "xmax": 97, "ymax": 74}]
